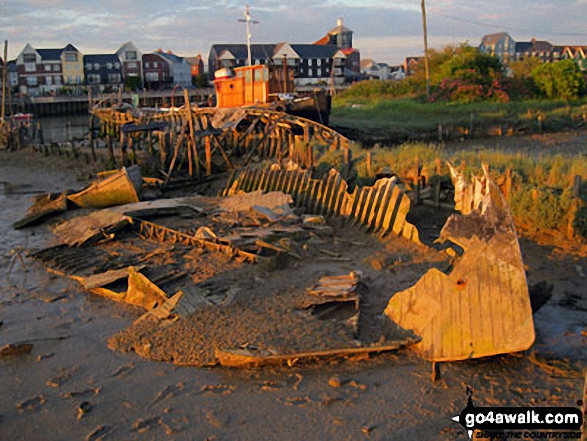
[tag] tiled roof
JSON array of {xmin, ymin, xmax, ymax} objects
[
  {"xmin": 211, "ymin": 44, "xmax": 276, "ymax": 61},
  {"xmin": 481, "ymin": 33, "xmax": 509, "ymax": 46},
  {"xmin": 290, "ymin": 44, "xmax": 339, "ymax": 59},
  {"xmin": 37, "ymin": 48, "xmax": 64, "ymax": 61}
]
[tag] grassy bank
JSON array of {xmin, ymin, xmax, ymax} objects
[
  {"xmin": 313, "ymin": 141, "xmax": 587, "ymax": 239},
  {"xmin": 330, "ymin": 98, "xmax": 587, "ymax": 143}
]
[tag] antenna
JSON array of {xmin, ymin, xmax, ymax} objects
[{"xmin": 237, "ymin": 5, "xmax": 259, "ymax": 66}]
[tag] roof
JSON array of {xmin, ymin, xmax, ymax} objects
[
  {"xmin": 340, "ymin": 48, "xmax": 357, "ymax": 55},
  {"xmin": 313, "ymin": 35, "xmax": 330, "ymax": 45},
  {"xmin": 83, "ymin": 54, "xmax": 121, "ymax": 65},
  {"xmin": 360, "ymin": 59, "xmax": 374, "ymax": 69},
  {"xmin": 515, "ymin": 39, "xmax": 554, "ymax": 54},
  {"xmin": 290, "ymin": 44, "xmax": 339, "ymax": 59},
  {"xmin": 210, "ymin": 44, "xmax": 277, "ymax": 61},
  {"xmin": 36, "ymin": 48, "xmax": 64, "ymax": 61},
  {"xmin": 157, "ymin": 52, "xmax": 186, "ymax": 64},
  {"xmin": 63, "ymin": 44, "xmax": 79, "ymax": 52},
  {"xmin": 481, "ymin": 32, "xmax": 510, "ymax": 46}
]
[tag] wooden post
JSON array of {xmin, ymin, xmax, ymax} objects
[
  {"xmin": 573, "ymin": 175, "xmax": 582, "ymax": 199},
  {"xmin": 435, "ymin": 157, "xmax": 442, "ymax": 175},
  {"xmin": 469, "ymin": 111, "xmax": 474, "ymax": 138},
  {"xmin": 434, "ymin": 179, "xmax": 441, "ymax": 210},
  {"xmin": 505, "ymin": 168, "xmax": 512, "ymax": 201},
  {"xmin": 414, "ymin": 156, "xmax": 421, "ymax": 206},
  {"xmin": 184, "ymin": 89, "xmax": 199, "ymax": 177},
  {"xmin": 438, "ymin": 124, "xmax": 442, "ymax": 142},
  {"xmin": 366, "ymin": 152, "xmax": 372, "ymax": 177},
  {"xmin": 343, "ymin": 147, "xmax": 352, "ymax": 179},
  {"xmin": 205, "ymin": 136, "xmax": 212, "ymax": 176}
]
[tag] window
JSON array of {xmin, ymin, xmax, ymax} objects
[
  {"xmin": 25, "ymin": 63, "xmax": 36, "ymax": 72},
  {"xmin": 107, "ymin": 63, "xmax": 113, "ymax": 69},
  {"xmin": 55, "ymin": 76, "xmax": 61, "ymax": 85},
  {"xmin": 126, "ymin": 51, "xmax": 137, "ymax": 61},
  {"xmin": 45, "ymin": 65, "xmax": 51, "ymax": 71},
  {"xmin": 53, "ymin": 64, "xmax": 60, "ymax": 71},
  {"xmin": 46, "ymin": 76, "xmax": 52, "ymax": 85},
  {"xmin": 144, "ymin": 62, "xmax": 150, "ymax": 68},
  {"xmin": 26, "ymin": 76, "xmax": 38, "ymax": 86},
  {"xmin": 23, "ymin": 54, "xmax": 36, "ymax": 63},
  {"xmin": 153, "ymin": 62, "xmax": 158, "ymax": 68},
  {"xmin": 86, "ymin": 63, "xmax": 92, "ymax": 70},
  {"xmin": 317, "ymin": 68, "xmax": 321, "ymax": 77},
  {"xmin": 245, "ymin": 70, "xmax": 252, "ymax": 84},
  {"xmin": 94, "ymin": 63, "xmax": 100, "ymax": 70},
  {"xmin": 146, "ymin": 72, "xmax": 159, "ymax": 81},
  {"xmin": 67, "ymin": 75, "xmax": 73, "ymax": 83},
  {"xmin": 114, "ymin": 62, "xmax": 120, "ymax": 69},
  {"xmin": 317, "ymin": 59, "xmax": 322, "ymax": 66},
  {"xmin": 127, "ymin": 62, "xmax": 138, "ymax": 69},
  {"xmin": 108, "ymin": 74, "xmax": 121, "ymax": 83},
  {"xmin": 76, "ymin": 75, "xmax": 81, "ymax": 84},
  {"xmin": 308, "ymin": 68, "xmax": 313, "ymax": 76},
  {"xmin": 65, "ymin": 53, "xmax": 78, "ymax": 62}
]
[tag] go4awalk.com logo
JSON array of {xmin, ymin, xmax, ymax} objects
[{"xmin": 452, "ymin": 387, "xmax": 584, "ymax": 439}]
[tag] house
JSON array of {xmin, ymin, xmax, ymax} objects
[
  {"xmin": 389, "ymin": 65, "xmax": 406, "ymax": 81},
  {"xmin": 403, "ymin": 56, "xmax": 422, "ymax": 76},
  {"xmin": 561, "ymin": 45, "xmax": 587, "ymax": 71},
  {"xmin": 314, "ymin": 18, "xmax": 354, "ymax": 49},
  {"xmin": 60, "ymin": 44, "xmax": 84, "ymax": 94},
  {"xmin": 208, "ymin": 44, "xmax": 276, "ymax": 78},
  {"xmin": 479, "ymin": 32, "xmax": 515, "ymax": 62},
  {"xmin": 7, "ymin": 60, "xmax": 19, "ymax": 90},
  {"xmin": 143, "ymin": 52, "xmax": 171, "ymax": 90},
  {"xmin": 514, "ymin": 39, "xmax": 559, "ymax": 63},
  {"xmin": 273, "ymin": 43, "xmax": 339, "ymax": 85},
  {"xmin": 360, "ymin": 59, "xmax": 390, "ymax": 80},
  {"xmin": 156, "ymin": 51, "xmax": 192, "ymax": 88},
  {"xmin": 185, "ymin": 54, "xmax": 205, "ymax": 79},
  {"xmin": 16, "ymin": 43, "xmax": 65, "ymax": 96},
  {"xmin": 83, "ymin": 54, "xmax": 123, "ymax": 93},
  {"xmin": 116, "ymin": 42, "xmax": 143, "ymax": 89}
]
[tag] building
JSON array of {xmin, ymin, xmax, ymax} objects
[
  {"xmin": 156, "ymin": 51, "xmax": 192, "ymax": 88},
  {"xmin": 83, "ymin": 54, "xmax": 123, "ymax": 93},
  {"xmin": 208, "ymin": 44, "xmax": 276, "ymax": 78},
  {"xmin": 208, "ymin": 18, "xmax": 360, "ymax": 85},
  {"xmin": 561, "ymin": 46, "xmax": 587, "ymax": 71},
  {"xmin": 185, "ymin": 54, "xmax": 205, "ymax": 79},
  {"xmin": 360, "ymin": 59, "xmax": 390, "ymax": 80},
  {"xmin": 403, "ymin": 56, "xmax": 422, "ymax": 76},
  {"xmin": 16, "ymin": 43, "xmax": 65, "ymax": 96},
  {"xmin": 143, "ymin": 52, "xmax": 171, "ymax": 90},
  {"xmin": 60, "ymin": 44, "xmax": 84, "ymax": 94},
  {"xmin": 514, "ymin": 39, "xmax": 560, "ymax": 63},
  {"xmin": 389, "ymin": 65, "xmax": 406, "ymax": 81},
  {"xmin": 116, "ymin": 42, "xmax": 143, "ymax": 89},
  {"xmin": 479, "ymin": 32, "xmax": 515, "ymax": 62},
  {"xmin": 7, "ymin": 60, "xmax": 19, "ymax": 90}
]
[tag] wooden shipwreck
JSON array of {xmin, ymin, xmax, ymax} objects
[{"xmin": 384, "ymin": 164, "xmax": 535, "ymax": 362}]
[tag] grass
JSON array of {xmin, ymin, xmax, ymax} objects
[
  {"xmin": 312, "ymin": 141, "xmax": 587, "ymax": 238},
  {"xmin": 330, "ymin": 97, "xmax": 587, "ymax": 141}
]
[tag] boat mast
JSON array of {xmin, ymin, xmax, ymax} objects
[
  {"xmin": 1, "ymin": 40, "xmax": 7, "ymax": 124},
  {"xmin": 237, "ymin": 5, "xmax": 259, "ymax": 67}
]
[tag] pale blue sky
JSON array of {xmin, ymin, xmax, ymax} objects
[{"xmin": 1, "ymin": 0, "xmax": 586, "ymax": 65}]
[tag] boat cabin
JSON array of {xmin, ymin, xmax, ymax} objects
[{"xmin": 213, "ymin": 64, "xmax": 294, "ymax": 108}]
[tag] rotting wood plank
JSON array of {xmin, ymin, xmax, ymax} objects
[{"xmin": 215, "ymin": 338, "xmax": 420, "ymax": 368}]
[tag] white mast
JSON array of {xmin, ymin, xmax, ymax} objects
[{"xmin": 238, "ymin": 5, "xmax": 259, "ymax": 66}]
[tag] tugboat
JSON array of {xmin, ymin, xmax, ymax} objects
[{"xmin": 213, "ymin": 64, "xmax": 331, "ymax": 126}]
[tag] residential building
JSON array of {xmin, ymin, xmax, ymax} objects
[
  {"xmin": 16, "ymin": 43, "xmax": 64, "ymax": 96},
  {"xmin": 273, "ymin": 43, "xmax": 339, "ymax": 85},
  {"xmin": 156, "ymin": 51, "xmax": 192, "ymax": 88},
  {"xmin": 389, "ymin": 65, "xmax": 406, "ymax": 81},
  {"xmin": 403, "ymin": 56, "xmax": 422, "ymax": 76},
  {"xmin": 208, "ymin": 44, "xmax": 276, "ymax": 78},
  {"xmin": 561, "ymin": 45, "xmax": 587, "ymax": 71},
  {"xmin": 185, "ymin": 54, "xmax": 205, "ymax": 79},
  {"xmin": 83, "ymin": 54, "xmax": 123, "ymax": 93},
  {"xmin": 479, "ymin": 32, "xmax": 515, "ymax": 62},
  {"xmin": 314, "ymin": 18, "xmax": 353, "ymax": 49},
  {"xmin": 116, "ymin": 42, "xmax": 143, "ymax": 89},
  {"xmin": 60, "ymin": 44, "xmax": 84, "ymax": 94},
  {"xmin": 360, "ymin": 59, "xmax": 390, "ymax": 80},
  {"xmin": 514, "ymin": 39, "xmax": 559, "ymax": 63},
  {"xmin": 143, "ymin": 52, "xmax": 171, "ymax": 90}
]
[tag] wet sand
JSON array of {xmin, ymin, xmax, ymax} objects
[{"xmin": 0, "ymin": 148, "xmax": 585, "ymax": 441}]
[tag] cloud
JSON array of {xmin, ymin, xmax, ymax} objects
[{"xmin": 1, "ymin": 0, "xmax": 586, "ymax": 65}]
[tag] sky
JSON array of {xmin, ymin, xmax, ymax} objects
[{"xmin": 1, "ymin": 0, "xmax": 587, "ymax": 66}]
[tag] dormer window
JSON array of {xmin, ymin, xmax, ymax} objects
[
  {"xmin": 94, "ymin": 63, "xmax": 100, "ymax": 70},
  {"xmin": 126, "ymin": 51, "xmax": 137, "ymax": 61},
  {"xmin": 107, "ymin": 63, "xmax": 113, "ymax": 69}
]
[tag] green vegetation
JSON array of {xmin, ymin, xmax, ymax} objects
[
  {"xmin": 312, "ymin": 142, "xmax": 587, "ymax": 238},
  {"xmin": 331, "ymin": 98, "xmax": 587, "ymax": 140}
]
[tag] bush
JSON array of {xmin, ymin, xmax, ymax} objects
[{"xmin": 531, "ymin": 60, "xmax": 586, "ymax": 100}]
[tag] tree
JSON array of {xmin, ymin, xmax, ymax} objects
[
  {"xmin": 531, "ymin": 59, "xmax": 586, "ymax": 100},
  {"xmin": 192, "ymin": 73, "xmax": 209, "ymax": 88}
]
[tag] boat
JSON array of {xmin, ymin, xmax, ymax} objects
[
  {"xmin": 67, "ymin": 165, "xmax": 142, "ymax": 209},
  {"xmin": 213, "ymin": 64, "xmax": 332, "ymax": 125}
]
